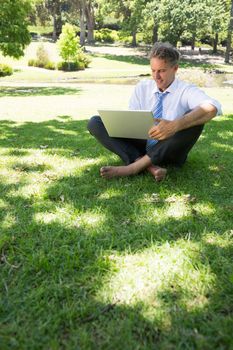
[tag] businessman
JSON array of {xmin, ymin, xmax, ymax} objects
[{"xmin": 87, "ymin": 42, "xmax": 222, "ymax": 181}]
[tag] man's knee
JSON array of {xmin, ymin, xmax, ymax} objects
[
  {"xmin": 149, "ymin": 125, "xmax": 204, "ymax": 166},
  {"xmin": 87, "ymin": 115, "xmax": 102, "ymax": 135}
]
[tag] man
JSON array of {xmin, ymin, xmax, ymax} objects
[{"xmin": 87, "ymin": 42, "xmax": 222, "ymax": 181}]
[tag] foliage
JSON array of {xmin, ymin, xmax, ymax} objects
[
  {"xmin": 27, "ymin": 43, "xmax": 56, "ymax": 69},
  {"xmin": 28, "ymin": 58, "xmax": 56, "ymax": 70},
  {"xmin": 0, "ymin": 63, "xmax": 13, "ymax": 77},
  {"xmin": 94, "ymin": 29, "xmax": 119, "ymax": 43},
  {"xmin": 44, "ymin": 61, "xmax": 56, "ymax": 70},
  {"xmin": 36, "ymin": 44, "xmax": 50, "ymax": 66},
  {"xmin": 57, "ymin": 23, "xmax": 91, "ymax": 71},
  {"xmin": 0, "ymin": 0, "xmax": 32, "ymax": 58},
  {"xmin": 57, "ymin": 23, "xmax": 80, "ymax": 62},
  {"xmin": 57, "ymin": 60, "xmax": 85, "ymax": 71},
  {"xmin": 225, "ymin": 0, "xmax": 233, "ymax": 63},
  {"xmin": 28, "ymin": 58, "xmax": 37, "ymax": 67}
]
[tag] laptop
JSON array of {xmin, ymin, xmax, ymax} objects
[{"xmin": 98, "ymin": 109, "xmax": 154, "ymax": 139}]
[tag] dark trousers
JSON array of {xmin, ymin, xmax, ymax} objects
[{"xmin": 87, "ymin": 115, "xmax": 204, "ymax": 167}]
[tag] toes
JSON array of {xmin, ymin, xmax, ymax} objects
[{"xmin": 100, "ymin": 166, "xmax": 112, "ymax": 179}]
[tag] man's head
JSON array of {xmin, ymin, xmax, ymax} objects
[{"xmin": 149, "ymin": 42, "xmax": 180, "ymax": 91}]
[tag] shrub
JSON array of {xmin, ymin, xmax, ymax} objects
[
  {"xmin": 57, "ymin": 24, "xmax": 80, "ymax": 63},
  {"xmin": 118, "ymin": 31, "xmax": 132, "ymax": 45},
  {"xmin": 28, "ymin": 44, "xmax": 55, "ymax": 69},
  {"xmin": 57, "ymin": 23, "xmax": 90, "ymax": 71},
  {"xmin": 36, "ymin": 44, "xmax": 49, "ymax": 67},
  {"xmin": 28, "ymin": 58, "xmax": 37, "ymax": 67},
  {"xmin": 94, "ymin": 29, "xmax": 118, "ymax": 43},
  {"xmin": 44, "ymin": 61, "xmax": 56, "ymax": 70},
  {"xmin": 0, "ymin": 63, "xmax": 13, "ymax": 77},
  {"xmin": 28, "ymin": 58, "xmax": 56, "ymax": 70},
  {"xmin": 57, "ymin": 61, "xmax": 84, "ymax": 71},
  {"xmin": 76, "ymin": 51, "xmax": 91, "ymax": 68}
]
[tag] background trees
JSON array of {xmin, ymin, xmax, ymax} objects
[
  {"xmin": 1, "ymin": 0, "xmax": 232, "ymax": 61},
  {"xmin": 225, "ymin": 0, "xmax": 233, "ymax": 63}
]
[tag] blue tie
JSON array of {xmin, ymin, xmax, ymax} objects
[{"xmin": 146, "ymin": 91, "xmax": 168, "ymax": 150}]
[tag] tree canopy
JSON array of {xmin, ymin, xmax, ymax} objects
[
  {"xmin": 0, "ymin": 0, "xmax": 32, "ymax": 58},
  {"xmin": 7, "ymin": 0, "xmax": 232, "ymax": 61}
]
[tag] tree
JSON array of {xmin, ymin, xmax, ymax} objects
[
  {"xmin": 67, "ymin": 0, "xmax": 99, "ymax": 45},
  {"xmin": 225, "ymin": 0, "xmax": 233, "ymax": 63},
  {"xmin": 0, "ymin": 0, "xmax": 32, "ymax": 58},
  {"xmin": 45, "ymin": 0, "xmax": 63, "ymax": 41},
  {"xmin": 142, "ymin": 0, "xmax": 161, "ymax": 44},
  {"xmin": 185, "ymin": 0, "xmax": 209, "ymax": 50},
  {"xmin": 57, "ymin": 23, "xmax": 80, "ymax": 64},
  {"xmin": 107, "ymin": 0, "xmax": 147, "ymax": 46},
  {"xmin": 158, "ymin": 0, "xmax": 188, "ymax": 46},
  {"xmin": 207, "ymin": 0, "xmax": 228, "ymax": 53}
]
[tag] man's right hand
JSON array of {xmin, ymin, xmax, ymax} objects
[{"xmin": 149, "ymin": 119, "xmax": 179, "ymax": 140}]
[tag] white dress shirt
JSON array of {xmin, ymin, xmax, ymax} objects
[{"xmin": 129, "ymin": 78, "xmax": 222, "ymax": 120}]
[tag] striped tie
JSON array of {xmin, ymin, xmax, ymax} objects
[{"xmin": 146, "ymin": 91, "xmax": 168, "ymax": 150}]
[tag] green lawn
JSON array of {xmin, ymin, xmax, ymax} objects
[
  {"xmin": 0, "ymin": 113, "xmax": 232, "ymax": 349},
  {"xmin": 0, "ymin": 42, "xmax": 233, "ymax": 349}
]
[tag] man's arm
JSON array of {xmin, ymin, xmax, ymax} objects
[{"xmin": 149, "ymin": 103, "xmax": 217, "ymax": 141}]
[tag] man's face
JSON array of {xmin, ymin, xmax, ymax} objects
[{"xmin": 150, "ymin": 57, "xmax": 178, "ymax": 91}]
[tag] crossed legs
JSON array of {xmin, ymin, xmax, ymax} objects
[
  {"xmin": 87, "ymin": 116, "xmax": 204, "ymax": 181},
  {"xmin": 100, "ymin": 155, "xmax": 167, "ymax": 181}
]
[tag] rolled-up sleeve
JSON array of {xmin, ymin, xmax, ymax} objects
[{"xmin": 185, "ymin": 85, "xmax": 222, "ymax": 115}]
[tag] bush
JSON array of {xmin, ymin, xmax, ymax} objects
[
  {"xmin": 28, "ymin": 58, "xmax": 56, "ymax": 70},
  {"xmin": 76, "ymin": 52, "xmax": 91, "ymax": 68},
  {"xmin": 28, "ymin": 58, "xmax": 37, "ymax": 67},
  {"xmin": 56, "ymin": 23, "xmax": 91, "ymax": 71},
  {"xmin": 36, "ymin": 44, "xmax": 49, "ymax": 67},
  {"xmin": 0, "ymin": 64, "xmax": 13, "ymax": 77},
  {"xmin": 118, "ymin": 31, "xmax": 132, "ymax": 45},
  {"xmin": 44, "ymin": 61, "xmax": 56, "ymax": 70},
  {"xmin": 57, "ymin": 24, "xmax": 80, "ymax": 62},
  {"xmin": 28, "ymin": 44, "xmax": 56, "ymax": 70},
  {"xmin": 94, "ymin": 29, "xmax": 119, "ymax": 43},
  {"xmin": 57, "ymin": 61, "xmax": 85, "ymax": 71}
]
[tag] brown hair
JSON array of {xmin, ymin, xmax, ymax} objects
[{"xmin": 149, "ymin": 42, "xmax": 180, "ymax": 66}]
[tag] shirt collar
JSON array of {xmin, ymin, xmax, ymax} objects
[{"xmin": 152, "ymin": 77, "xmax": 178, "ymax": 95}]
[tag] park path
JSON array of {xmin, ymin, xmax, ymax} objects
[{"xmin": 0, "ymin": 44, "xmax": 232, "ymax": 122}]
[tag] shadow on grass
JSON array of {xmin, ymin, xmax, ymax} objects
[
  {"xmin": 101, "ymin": 53, "xmax": 149, "ymax": 65},
  {"xmin": 0, "ymin": 117, "xmax": 90, "ymax": 159},
  {"xmin": 179, "ymin": 59, "xmax": 216, "ymax": 70},
  {"xmin": 0, "ymin": 115, "xmax": 232, "ymax": 349},
  {"xmin": 0, "ymin": 86, "xmax": 82, "ymax": 97},
  {"xmin": 99, "ymin": 52, "xmax": 217, "ymax": 71}
]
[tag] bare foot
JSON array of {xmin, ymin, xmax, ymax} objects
[
  {"xmin": 147, "ymin": 164, "xmax": 167, "ymax": 182},
  {"xmin": 100, "ymin": 166, "xmax": 133, "ymax": 179}
]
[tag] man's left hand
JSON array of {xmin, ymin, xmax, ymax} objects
[{"xmin": 148, "ymin": 119, "xmax": 178, "ymax": 140}]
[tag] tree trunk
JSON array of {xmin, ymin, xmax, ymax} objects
[
  {"xmin": 213, "ymin": 32, "xmax": 218, "ymax": 54},
  {"xmin": 191, "ymin": 33, "xmax": 195, "ymax": 50},
  {"xmin": 85, "ymin": 0, "xmax": 95, "ymax": 44},
  {"xmin": 152, "ymin": 24, "xmax": 158, "ymax": 44},
  {"xmin": 131, "ymin": 31, "xmax": 137, "ymax": 47},
  {"xmin": 52, "ymin": 14, "xmax": 57, "ymax": 41},
  {"xmin": 79, "ymin": 2, "xmax": 86, "ymax": 46},
  {"xmin": 225, "ymin": 0, "xmax": 233, "ymax": 63}
]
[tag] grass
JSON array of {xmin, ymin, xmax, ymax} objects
[
  {"xmin": 0, "ymin": 41, "xmax": 233, "ymax": 349},
  {"xmin": 0, "ymin": 113, "xmax": 233, "ymax": 349}
]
